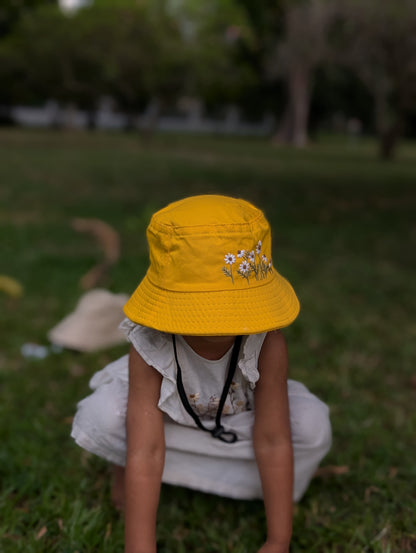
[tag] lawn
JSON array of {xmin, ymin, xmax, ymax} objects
[{"xmin": 0, "ymin": 129, "xmax": 415, "ymax": 552}]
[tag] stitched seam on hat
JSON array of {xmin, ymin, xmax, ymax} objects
[
  {"xmin": 149, "ymin": 212, "xmax": 265, "ymax": 234},
  {"xmin": 144, "ymin": 271, "xmax": 279, "ymax": 293}
]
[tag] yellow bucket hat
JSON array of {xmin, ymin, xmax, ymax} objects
[{"xmin": 124, "ymin": 195, "xmax": 300, "ymax": 335}]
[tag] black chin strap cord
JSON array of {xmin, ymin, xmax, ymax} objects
[{"xmin": 172, "ymin": 335, "xmax": 243, "ymax": 444}]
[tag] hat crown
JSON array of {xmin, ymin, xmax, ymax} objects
[
  {"xmin": 151, "ymin": 195, "xmax": 262, "ymax": 231},
  {"xmin": 145, "ymin": 195, "xmax": 273, "ymax": 293},
  {"xmin": 123, "ymin": 195, "xmax": 300, "ymax": 335}
]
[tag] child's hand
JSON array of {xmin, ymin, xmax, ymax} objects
[{"xmin": 257, "ymin": 540, "xmax": 290, "ymax": 553}]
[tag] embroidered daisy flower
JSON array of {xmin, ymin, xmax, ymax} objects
[
  {"xmin": 256, "ymin": 240, "xmax": 262, "ymax": 254},
  {"xmin": 239, "ymin": 260, "xmax": 250, "ymax": 274},
  {"xmin": 262, "ymin": 254, "xmax": 268, "ymax": 263},
  {"xmin": 237, "ymin": 249, "xmax": 245, "ymax": 258},
  {"xmin": 224, "ymin": 253, "xmax": 235, "ymax": 265},
  {"xmin": 248, "ymin": 250, "xmax": 255, "ymax": 262}
]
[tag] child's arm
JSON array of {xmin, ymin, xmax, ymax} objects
[
  {"xmin": 124, "ymin": 345, "xmax": 165, "ymax": 553},
  {"xmin": 253, "ymin": 330, "xmax": 293, "ymax": 553}
]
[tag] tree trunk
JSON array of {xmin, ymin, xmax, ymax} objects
[
  {"xmin": 139, "ymin": 98, "xmax": 161, "ymax": 143},
  {"xmin": 62, "ymin": 103, "xmax": 77, "ymax": 130},
  {"xmin": 290, "ymin": 63, "xmax": 311, "ymax": 147},
  {"xmin": 86, "ymin": 110, "xmax": 97, "ymax": 131},
  {"xmin": 374, "ymin": 88, "xmax": 401, "ymax": 160},
  {"xmin": 272, "ymin": 102, "xmax": 293, "ymax": 144},
  {"xmin": 124, "ymin": 112, "xmax": 137, "ymax": 132},
  {"xmin": 379, "ymin": 125, "xmax": 401, "ymax": 160},
  {"xmin": 0, "ymin": 105, "xmax": 14, "ymax": 126},
  {"xmin": 272, "ymin": 63, "xmax": 311, "ymax": 147}
]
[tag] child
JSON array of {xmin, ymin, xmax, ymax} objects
[{"xmin": 71, "ymin": 195, "xmax": 331, "ymax": 553}]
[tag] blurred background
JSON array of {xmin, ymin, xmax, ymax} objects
[
  {"xmin": 0, "ymin": 1, "xmax": 415, "ymax": 552},
  {"xmin": 1, "ymin": 0, "xmax": 416, "ymax": 158}
]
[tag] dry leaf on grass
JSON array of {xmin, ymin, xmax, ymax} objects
[
  {"xmin": 314, "ymin": 465, "xmax": 349, "ymax": 478},
  {"xmin": 105, "ymin": 522, "xmax": 112, "ymax": 540},
  {"xmin": 69, "ymin": 364, "xmax": 86, "ymax": 377},
  {"xmin": 389, "ymin": 466, "xmax": 398, "ymax": 479},
  {"xmin": 364, "ymin": 485, "xmax": 381, "ymax": 502},
  {"xmin": 71, "ymin": 218, "xmax": 121, "ymax": 289},
  {"xmin": 35, "ymin": 526, "xmax": 47, "ymax": 540},
  {"xmin": 400, "ymin": 537, "xmax": 416, "ymax": 552},
  {"xmin": 72, "ymin": 218, "xmax": 120, "ymax": 263},
  {"xmin": 0, "ymin": 275, "xmax": 24, "ymax": 298},
  {"xmin": 79, "ymin": 262, "xmax": 111, "ymax": 290},
  {"xmin": 3, "ymin": 533, "xmax": 21, "ymax": 541},
  {"xmin": 80, "ymin": 450, "xmax": 93, "ymax": 467}
]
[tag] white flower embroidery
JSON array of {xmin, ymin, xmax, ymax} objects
[
  {"xmin": 239, "ymin": 260, "xmax": 250, "ymax": 274},
  {"xmin": 222, "ymin": 241, "xmax": 273, "ymax": 284}
]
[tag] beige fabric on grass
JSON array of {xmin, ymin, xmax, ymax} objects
[{"xmin": 48, "ymin": 289, "xmax": 128, "ymax": 352}]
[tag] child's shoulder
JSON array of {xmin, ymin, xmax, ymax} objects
[{"xmin": 257, "ymin": 330, "xmax": 288, "ymax": 375}]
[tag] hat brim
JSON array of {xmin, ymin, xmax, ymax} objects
[{"xmin": 123, "ymin": 270, "xmax": 300, "ymax": 336}]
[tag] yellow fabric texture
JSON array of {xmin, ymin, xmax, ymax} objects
[{"xmin": 123, "ymin": 195, "xmax": 300, "ymax": 335}]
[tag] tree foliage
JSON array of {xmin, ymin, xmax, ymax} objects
[
  {"xmin": 0, "ymin": 0, "xmax": 55, "ymax": 38},
  {"xmin": 333, "ymin": 0, "xmax": 416, "ymax": 158},
  {"xmin": 0, "ymin": 0, "xmax": 415, "ymax": 157},
  {"xmin": 0, "ymin": 0, "xmax": 257, "ymax": 126},
  {"xmin": 165, "ymin": 0, "xmax": 257, "ymax": 105},
  {"xmin": 267, "ymin": 0, "xmax": 334, "ymax": 146},
  {"xmin": 0, "ymin": 4, "xmax": 188, "ymax": 119}
]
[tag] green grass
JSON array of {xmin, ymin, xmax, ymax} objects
[{"xmin": 0, "ymin": 129, "xmax": 415, "ymax": 552}]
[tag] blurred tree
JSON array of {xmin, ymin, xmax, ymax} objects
[
  {"xmin": 0, "ymin": 3, "xmax": 188, "ymax": 132},
  {"xmin": 334, "ymin": 0, "xmax": 416, "ymax": 159},
  {"xmin": 0, "ymin": 38, "xmax": 24, "ymax": 123},
  {"xmin": 235, "ymin": 0, "xmax": 416, "ymax": 152},
  {"xmin": 232, "ymin": 0, "xmax": 340, "ymax": 145},
  {"xmin": 310, "ymin": 65, "xmax": 373, "ymax": 136},
  {"xmin": 1, "ymin": 7, "xmax": 94, "ymax": 111},
  {"xmin": 0, "ymin": 0, "xmax": 57, "ymax": 122},
  {"xmin": 94, "ymin": 4, "xmax": 187, "ymax": 133},
  {"xmin": 1, "ymin": 0, "xmax": 256, "ymax": 134},
  {"xmin": 265, "ymin": 0, "xmax": 334, "ymax": 147},
  {"xmin": 166, "ymin": 0, "xmax": 257, "ymax": 108},
  {"xmin": 0, "ymin": 6, "xmax": 75, "ymax": 128},
  {"xmin": 233, "ymin": 0, "xmax": 287, "ymax": 119},
  {"xmin": 0, "ymin": 0, "xmax": 55, "ymax": 38}
]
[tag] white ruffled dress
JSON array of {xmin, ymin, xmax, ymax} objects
[{"xmin": 71, "ymin": 319, "xmax": 331, "ymax": 501}]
